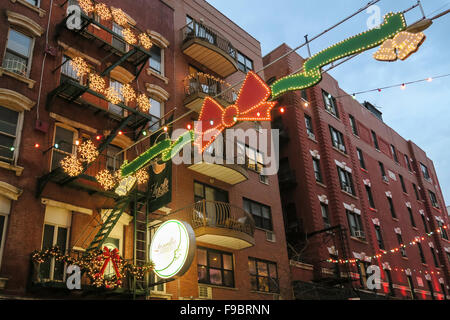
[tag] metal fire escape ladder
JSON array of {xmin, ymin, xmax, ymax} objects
[{"xmin": 133, "ymin": 191, "xmax": 150, "ymax": 296}]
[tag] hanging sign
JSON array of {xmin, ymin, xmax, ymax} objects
[
  {"xmin": 148, "ymin": 158, "xmax": 172, "ymax": 212},
  {"xmin": 149, "ymin": 220, "xmax": 196, "ymax": 279}
]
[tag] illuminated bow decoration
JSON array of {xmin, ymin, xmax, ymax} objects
[
  {"xmin": 194, "ymin": 71, "xmax": 277, "ymax": 153},
  {"xmin": 96, "ymin": 246, "xmax": 122, "ymax": 279}
]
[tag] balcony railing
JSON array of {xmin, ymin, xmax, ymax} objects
[
  {"xmin": 2, "ymin": 58, "xmax": 28, "ymax": 77},
  {"xmin": 184, "ymin": 72, "xmax": 236, "ymax": 105}
]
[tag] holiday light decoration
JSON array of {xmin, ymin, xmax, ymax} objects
[
  {"xmin": 121, "ymin": 83, "xmax": 136, "ymax": 103},
  {"xmin": 139, "ymin": 33, "xmax": 153, "ymax": 50},
  {"xmin": 60, "ymin": 154, "xmax": 83, "ymax": 177},
  {"xmin": 31, "ymin": 246, "xmax": 154, "ymax": 289},
  {"xmin": 137, "ymin": 93, "xmax": 150, "ymax": 112},
  {"xmin": 78, "ymin": 0, "xmax": 95, "ymax": 14},
  {"xmin": 123, "ymin": 28, "xmax": 137, "ymax": 45},
  {"xmin": 96, "ymin": 169, "xmax": 116, "ymax": 191},
  {"xmin": 105, "ymin": 86, "xmax": 122, "ymax": 105},
  {"xmin": 94, "ymin": 2, "xmax": 112, "ymax": 21},
  {"xmin": 135, "ymin": 168, "xmax": 149, "ymax": 185},
  {"xmin": 70, "ymin": 57, "xmax": 90, "ymax": 78},
  {"xmin": 88, "ymin": 73, "xmax": 106, "ymax": 93},
  {"xmin": 115, "ymin": 175, "xmax": 137, "ymax": 196},
  {"xmin": 194, "ymin": 71, "xmax": 276, "ymax": 153},
  {"xmin": 271, "ymin": 12, "xmax": 408, "ymax": 98},
  {"xmin": 374, "ymin": 31, "xmax": 426, "ymax": 61},
  {"xmin": 78, "ymin": 140, "xmax": 99, "ymax": 163},
  {"xmin": 111, "ymin": 7, "xmax": 129, "ymax": 27}
]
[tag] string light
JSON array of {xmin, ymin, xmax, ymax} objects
[
  {"xmin": 34, "ymin": 143, "xmax": 40, "ymax": 148},
  {"xmin": 280, "ymin": 107, "xmax": 286, "ymax": 114},
  {"xmin": 89, "ymin": 73, "xmax": 106, "ymax": 93},
  {"xmin": 95, "ymin": 169, "xmax": 116, "ymax": 191},
  {"xmin": 70, "ymin": 57, "xmax": 90, "ymax": 78},
  {"xmin": 123, "ymin": 28, "xmax": 137, "ymax": 45},
  {"xmin": 137, "ymin": 93, "xmax": 150, "ymax": 112},
  {"xmin": 78, "ymin": 140, "xmax": 99, "ymax": 163},
  {"xmin": 94, "ymin": 3, "xmax": 112, "ymax": 21},
  {"xmin": 60, "ymin": 154, "xmax": 83, "ymax": 177},
  {"xmin": 121, "ymin": 83, "xmax": 136, "ymax": 103},
  {"xmin": 401, "ymin": 83, "xmax": 406, "ymax": 90},
  {"xmin": 78, "ymin": 0, "xmax": 95, "ymax": 14},
  {"xmin": 111, "ymin": 7, "xmax": 129, "ymax": 26},
  {"xmin": 139, "ymin": 33, "xmax": 153, "ymax": 50},
  {"xmin": 105, "ymin": 87, "xmax": 122, "ymax": 105},
  {"xmin": 96, "ymin": 135, "xmax": 102, "ymax": 141}
]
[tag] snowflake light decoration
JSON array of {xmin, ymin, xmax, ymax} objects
[
  {"xmin": 135, "ymin": 168, "xmax": 149, "ymax": 185},
  {"xmin": 95, "ymin": 3, "xmax": 112, "ymax": 21},
  {"xmin": 111, "ymin": 7, "xmax": 128, "ymax": 27},
  {"xmin": 105, "ymin": 87, "xmax": 122, "ymax": 105},
  {"xmin": 137, "ymin": 93, "xmax": 150, "ymax": 112},
  {"xmin": 78, "ymin": 140, "xmax": 99, "ymax": 163},
  {"xmin": 60, "ymin": 154, "xmax": 83, "ymax": 177},
  {"xmin": 89, "ymin": 73, "xmax": 106, "ymax": 93},
  {"xmin": 70, "ymin": 57, "xmax": 89, "ymax": 78},
  {"xmin": 139, "ymin": 33, "xmax": 153, "ymax": 50},
  {"xmin": 121, "ymin": 83, "xmax": 136, "ymax": 103},
  {"xmin": 123, "ymin": 28, "xmax": 137, "ymax": 45},
  {"xmin": 96, "ymin": 169, "xmax": 116, "ymax": 191},
  {"xmin": 79, "ymin": 0, "xmax": 95, "ymax": 14}
]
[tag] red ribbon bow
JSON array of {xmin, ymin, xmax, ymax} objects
[
  {"xmin": 97, "ymin": 246, "xmax": 122, "ymax": 279},
  {"xmin": 194, "ymin": 71, "xmax": 277, "ymax": 153}
]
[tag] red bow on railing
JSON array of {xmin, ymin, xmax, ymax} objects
[
  {"xmin": 97, "ymin": 246, "xmax": 122, "ymax": 279},
  {"xmin": 194, "ymin": 71, "xmax": 277, "ymax": 153}
]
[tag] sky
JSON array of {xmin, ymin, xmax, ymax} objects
[{"xmin": 207, "ymin": 0, "xmax": 450, "ymax": 206}]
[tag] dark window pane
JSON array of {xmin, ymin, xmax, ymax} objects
[
  {"xmin": 223, "ymin": 270, "xmax": 233, "ymax": 287},
  {"xmin": 257, "ymin": 261, "xmax": 268, "ymax": 276},
  {"xmin": 248, "ymin": 259, "xmax": 256, "ymax": 275},
  {"xmin": 258, "ymin": 277, "xmax": 269, "ymax": 292},
  {"xmin": 197, "ymin": 249, "xmax": 207, "ymax": 266},
  {"xmin": 250, "ymin": 275, "xmax": 258, "ymax": 290},
  {"xmin": 208, "ymin": 251, "xmax": 222, "ymax": 269},
  {"xmin": 209, "ymin": 268, "xmax": 222, "ymax": 285},
  {"xmin": 7, "ymin": 29, "xmax": 32, "ymax": 57},
  {"xmin": 198, "ymin": 265, "xmax": 207, "ymax": 283},
  {"xmin": 0, "ymin": 106, "xmax": 19, "ymax": 135},
  {"xmin": 223, "ymin": 254, "xmax": 232, "ymax": 270}
]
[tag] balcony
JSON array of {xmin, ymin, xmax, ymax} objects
[
  {"xmin": 171, "ymin": 200, "xmax": 255, "ymax": 250},
  {"xmin": 188, "ymin": 151, "xmax": 249, "ymax": 186},
  {"xmin": 181, "ymin": 19, "xmax": 238, "ymax": 78},
  {"xmin": 183, "ymin": 72, "xmax": 236, "ymax": 113}
]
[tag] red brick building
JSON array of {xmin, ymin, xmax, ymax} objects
[
  {"xmin": 263, "ymin": 43, "xmax": 450, "ymax": 300},
  {"xmin": 0, "ymin": 0, "xmax": 292, "ymax": 300}
]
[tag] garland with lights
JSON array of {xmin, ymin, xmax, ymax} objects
[{"xmin": 31, "ymin": 246, "xmax": 154, "ymax": 289}]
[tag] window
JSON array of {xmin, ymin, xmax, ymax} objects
[
  {"xmin": 430, "ymin": 247, "xmax": 439, "ymax": 268},
  {"xmin": 399, "ymin": 174, "xmax": 407, "ymax": 193},
  {"xmin": 406, "ymin": 275, "xmax": 416, "ymax": 299},
  {"xmin": 374, "ymin": 225, "xmax": 385, "ymax": 249},
  {"xmin": 237, "ymin": 142, "xmax": 264, "ymax": 174},
  {"xmin": 407, "ymin": 207, "xmax": 416, "ymax": 228},
  {"xmin": 106, "ymin": 144, "xmax": 124, "ymax": 172},
  {"xmin": 51, "ymin": 125, "xmax": 76, "ymax": 170},
  {"xmin": 329, "ymin": 126, "xmax": 346, "ymax": 153},
  {"xmin": 305, "ymin": 114, "xmax": 314, "ymax": 137},
  {"xmin": 26, "ymin": 0, "xmax": 40, "ymax": 6},
  {"xmin": 3, "ymin": 29, "xmax": 33, "ymax": 77},
  {"xmin": 357, "ymin": 148, "xmax": 366, "ymax": 169},
  {"xmin": 194, "ymin": 181, "xmax": 228, "ymax": 204},
  {"xmin": 387, "ymin": 197, "xmax": 397, "ymax": 219},
  {"xmin": 108, "ymin": 79, "xmax": 124, "ymax": 116},
  {"xmin": 243, "ymin": 198, "xmax": 272, "ymax": 231},
  {"xmin": 322, "ymin": 90, "xmax": 338, "ymax": 117},
  {"xmin": 248, "ymin": 258, "xmax": 279, "ymax": 293},
  {"xmin": 321, "ymin": 203, "xmax": 331, "ymax": 229},
  {"xmin": 349, "ymin": 115, "xmax": 358, "ymax": 135},
  {"xmin": 112, "ymin": 23, "xmax": 126, "ymax": 52},
  {"xmin": 413, "ymin": 183, "xmax": 420, "ymax": 200},
  {"xmin": 312, "ymin": 158, "xmax": 322, "ymax": 183},
  {"xmin": 404, "ymin": 155, "xmax": 412, "ymax": 171},
  {"xmin": 421, "ymin": 214, "xmax": 429, "ymax": 233},
  {"xmin": 237, "ymin": 51, "xmax": 253, "ymax": 73},
  {"xmin": 301, "ymin": 89, "xmax": 308, "ymax": 102},
  {"xmin": 371, "ymin": 130, "xmax": 379, "ymax": 150},
  {"xmin": 346, "ymin": 210, "xmax": 364, "ymax": 238},
  {"xmin": 197, "ymin": 247, "xmax": 234, "ymax": 287},
  {"xmin": 437, "ymin": 221, "xmax": 448, "ymax": 241},
  {"xmin": 417, "ymin": 242, "xmax": 426, "ymax": 264},
  {"xmin": 41, "ymin": 224, "xmax": 69, "ymax": 281},
  {"xmin": 396, "ymin": 233, "xmax": 406, "ymax": 257},
  {"xmin": 421, "ymin": 163, "xmax": 431, "ymax": 181},
  {"xmin": 427, "ymin": 280, "xmax": 435, "ymax": 300},
  {"xmin": 61, "ymin": 55, "xmax": 80, "ymax": 82},
  {"xmin": 379, "ymin": 162, "xmax": 386, "ymax": 179},
  {"xmin": 385, "ymin": 269, "xmax": 395, "ymax": 296},
  {"xmin": 0, "ymin": 106, "xmax": 20, "ymax": 163},
  {"xmin": 390, "ymin": 145, "xmax": 399, "ymax": 163},
  {"xmin": 428, "ymin": 190, "xmax": 439, "ymax": 208},
  {"xmin": 366, "ymin": 185, "xmax": 375, "ymax": 209},
  {"xmin": 0, "ymin": 196, "xmax": 10, "ymax": 270},
  {"xmin": 149, "ymin": 97, "xmax": 163, "ymax": 130},
  {"xmin": 337, "ymin": 167, "xmax": 354, "ymax": 195},
  {"xmin": 149, "ymin": 45, "xmax": 162, "ymax": 75}
]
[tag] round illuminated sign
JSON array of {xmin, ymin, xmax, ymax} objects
[{"xmin": 149, "ymin": 220, "xmax": 196, "ymax": 279}]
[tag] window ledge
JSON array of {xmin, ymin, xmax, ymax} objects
[
  {"xmin": 412, "ymin": 227, "xmax": 419, "ymax": 231},
  {"xmin": 332, "ymin": 147, "xmax": 348, "ymax": 157},
  {"xmin": 352, "ymin": 133, "xmax": 360, "ymax": 139},
  {"xmin": 146, "ymin": 68, "xmax": 169, "ymax": 84},
  {"xmin": 360, "ymin": 168, "xmax": 368, "ymax": 173},
  {"xmin": 350, "ymin": 236, "xmax": 368, "ymax": 244},
  {"xmin": 200, "ymin": 284, "xmax": 238, "ymax": 291},
  {"xmin": 341, "ymin": 190, "xmax": 358, "ymax": 200},
  {"xmin": 0, "ymin": 68, "xmax": 36, "ymax": 88},
  {"xmin": 316, "ymin": 181, "xmax": 327, "ymax": 188},
  {"xmin": 369, "ymin": 207, "xmax": 377, "ymax": 213},
  {"xmin": 392, "ymin": 217, "xmax": 399, "ymax": 222},
  {"xmin": 401, "ymin": 256, "xmax": 409, "ymax": 261},
  {"xmin": 324, "ymin": 109, "xmax": 340, "ymax": 121},
  {"xmin": 11, "ymin": 0, "xmax": 46, "ymax": 17},
  {"xmin": 0, "ymin": 161, "xmax": 24, "ymax": 176},
  {"xmin": 308, "ymin": 136, "xmax": 318, "ymax": 143}
]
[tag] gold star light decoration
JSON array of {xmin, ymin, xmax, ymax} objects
[
  {"xmin": 60, "ymin": 154, "xmax": 83, "ymax": 177},
  {"xmin": 137, "ymin": 93, "xmax": 150, "ymax": 113},
  {"xmin": 79, "ymin": 0, "xmax": 95, "ymax": 14},
  {"xmin": 70, "ymin": 57, "xmax": 90, "ymax": 78},
  {"xmin": 105, "ymin": 87, "xmax": 122, "ymax": 105},
  {"xmin": 139, "ymin": 33, "xmax": 153, "ymax": 50},
  {"xmin": 95, "ymin": 3, "xmax": 112, "ymax": 21},
  {"xmin": 111, "ymin": 7, "xmax": 129, "ymax": 27},
  {"xmin": 123, "ymin": 28, "xmax": 137, "ymax": 45},
  {"xmin": 89, "ymin": 73, "xmax": 106, "ymax": 93},
  {"xmin": 78, "ymin": 140, "xmax": 99, "ymax": 163},
  {"xmin": 121, "ymin": 83, "xmax": 136, "ymax": 103},
  {"xmin": 96, "ymin": 169, "xmax": 116, "ymax": 191}
]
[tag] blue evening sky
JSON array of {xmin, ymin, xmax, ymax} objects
[{"xmin": 207, "ymin": 0, "xmax": 450, "ymax": 206}]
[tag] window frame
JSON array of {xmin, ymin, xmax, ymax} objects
[
  {"xmin": 365, "ymin": 185, "xmax": 375, "ymax": 209},
  {"xmin": 243, "ymin": 198, "xmax": 272, "ymax": 231},
  {"xmin": 346, "ymin": 210, "xmax": 364, "ymax": 238},
  {"xmin": 428, "ymin": 190, "xmax": 439, "ymax": 208},
  {"xmin": 197, "ymin": 247, "xmax": 235, "ymax": 288},
  {"xmin": 320, "ymin": 203, "xmax": 331, "ymax": 229},
  {"xmin": 0, "ymin": 202, "xmax": 10, "ymax": 270},
  {"xmin": 407, "ymin": 207, "xmax": 416, "ymax": 228},
  {"xmin": 396, "ymin": 233, "xmax": 407, "ymax": 257},
  {"xmin": 40, "ymin": 222, "xmax": 70, "ymax": 281},
  {"xmin": 322, "ymin": 90, "xmax": 339, "ymax": 117},
  {"xmin": 374, "ymin": 225, "xmax": 385, "ymax": 249},
  {"xmin": 304, "ymin": 114, "xmax": 314, "ymax": 136},
  {"xmin": 237, "ymin": 51, "xmax": 253, "ymax": 73},
  {"xmin": 349, "ymin": 114, "xmax": 358, "ymax": 136},
  {"xmin": 148, "ymin": 96, "xmax": 164, "ymax": 131},
  {"xmin": 0, "ymin": 105, "xmax": 23, "ymax": 165},
  {"xmin": 390, "ymin": 145, "xmax": 399, "ymax": 163},
  {"xmin": 329, "ymin": 126, "xmax": 346, "ymax": 153},
  {"xmin": 237, "ymin": 142, "xmax": 265, "ymax": 174},
  {"xmin": 337, "ymin": 166, "xmax": 354, "ymax": 195},
  {"xmin": 387, "ymin": 197, "xmax": 397, "ymax": 219},
  {"xmin": 149, "ymin": 44, "xmax": 164, "ymax": 76},
  {"xmin": 3, "ymin": 28, "xmax": 35, "ymax": 78},
  {"xmin": 371, "ymin": 130, "xmax": 379, "ymax": 150},
  {"xmin": 421, "ymin": 163, "xmax": 431, "ymax": 181},
  {"xmin": 399, "ymin": 174, "xmax": 407, "ymax": 193},
  {"xmin": 356, "ymin": 148, "xmax": 366, "ymax": 169},
  {"xmin": 405, "ymin": 154, "xmax": 412, "ymax": 171},
  {"xmin": 50, "ymin": 123, "xmax": 78, "ymax": 171},
  {"xmin": 248, "ymin": 257, "xmax": 279, "ymax": 293},
  {"xmin": 312, "ymin": 157, "xmax": 322, "ymax": 183}
]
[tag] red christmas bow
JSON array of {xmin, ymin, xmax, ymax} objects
[
  {"xmin": 97, "ymin": 246, "xmax": 122, "ymax": 279},
  {"xmin": 194, "ymin": 71, "xmax": 277, "ymax": 153}
]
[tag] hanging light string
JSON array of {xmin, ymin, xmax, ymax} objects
[
  {"xmin": 327, "ymin": 224, "xmax": 448, "ymax": 265},
  {"xmin": 335, "ymin": 73, "xmax": 450, "ymax": 99}
]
